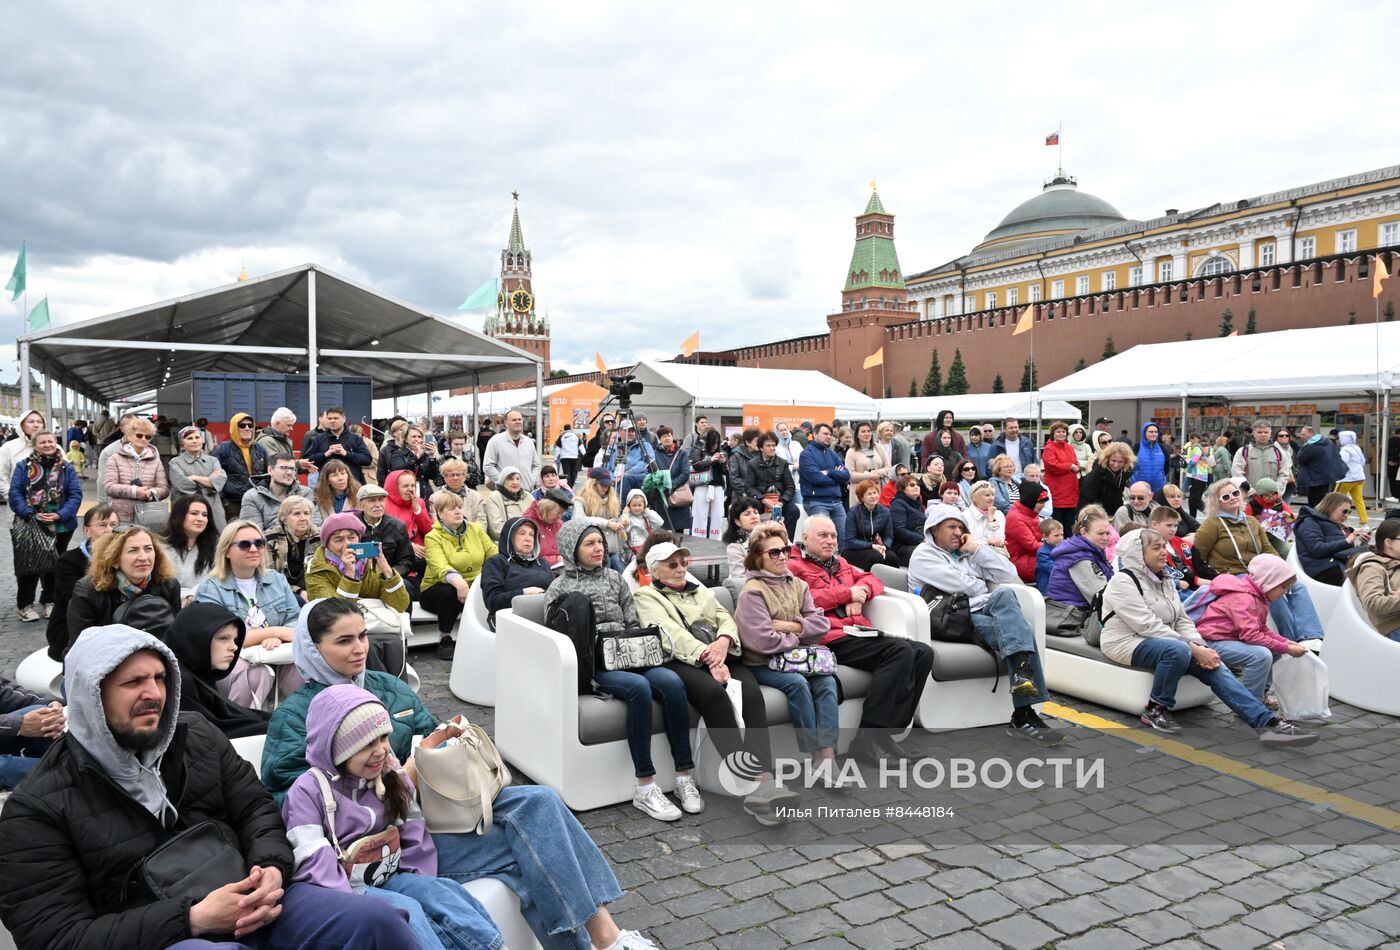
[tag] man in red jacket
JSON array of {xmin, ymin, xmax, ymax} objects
[{"xmin": 789, "ymin": 515, "xmax": 935, "ymax": 764}]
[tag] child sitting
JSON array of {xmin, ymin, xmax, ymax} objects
[
  {"xmin": 1246, "ymin": 477, "xmax": 1296, "ymax": 555},
  {"xmin": 622, "ymin": 488, "xmax": 663, "ymax": 557},
  {"xmin": 1151, "ymin": 506, "xmax": 1206, "ymax": 601},
  {"xmin": 282, "ymin": 685, "xmax": 502, "ymax": 950},
  {"xmin": 65, "ymin": 439, "xmax": 85, "ymax": 469},
  {"xmin": 1035, "ymin": 518, "xmax": 1062, "ymax": 595}
]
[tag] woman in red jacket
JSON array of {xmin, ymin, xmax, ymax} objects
[
  {"xmin": 1040, "ymin": 421, "xmax": 1081, "ymax": 534},
  {"xmin": 1006, "ymin": 482, "xmax": 1049, "ymax": 583}
]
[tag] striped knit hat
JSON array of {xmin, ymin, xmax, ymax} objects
[{"xmin": 332, "ymin": 699, "xmax": 392, "ymax": 765}]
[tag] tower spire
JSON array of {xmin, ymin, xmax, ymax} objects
[{"xmin": 507, "ymin": 190, "xmax": 526, "ymax": 254}]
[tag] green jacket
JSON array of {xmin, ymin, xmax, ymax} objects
[
  {"xmin": 633, "ymin": 581, "xmax": 741, "ymax": 666},
  {"xmin": 260, "ymin": 672, "xmax": 437, "ymax": 802}
]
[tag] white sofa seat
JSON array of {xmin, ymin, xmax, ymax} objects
[
  {"xmin": 1043, "ymin": 633, "xmax": 1215, "ymax": 715},
  {"xmin": 1286, "ymin": 543, "xmax": 1342, "ymax": 627},
  {"xmin": 450, "ymin": 581, "xmax": 496, "ymax": 706},
  {"xmin": 14, "ymin": 649, "xmax": 63, "ymax": 700},
  {"xmin": 1323, "ymin": 581, "xmax": 1400, "ymax": 716}
]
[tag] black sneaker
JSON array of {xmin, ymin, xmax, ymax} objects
[
  {"xmin": 1140, "ymin": 704, "xmax": 1181, "ymax": 734},
  {"xmin": 1258, "ymin": 720, "xmax": 1319, "ymax": 747},
  {"xmin": 435, "ymin": 637, "xmax": 456, "ymax": 661},
  {"xmin": 1009, "ymin": 660, "xmax": 1038, "ymax": 698},
  {"xmin": 1006, "ymin": 716, "xmax": 1065, "ymax": 747}
]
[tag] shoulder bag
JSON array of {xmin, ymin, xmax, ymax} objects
[
  {"xmin": 919, "ymin": 586, "xmax": 977, "ymax": 644},
  {"xmin": 129, "ymin": 821, "xmax": 247, "ymax": 902},
  {"xmin": 414, "ymin": 714, "xmax": 511, "ymax": 835},
  {"xmin": 11, "ymin": 516, "xmax": 57, "ymax": 577},
  {"xmin": 597, "ymin": 626, "xmax": 666, "ymax": 671},
  {"xmin": 310, "ymin": 769, "xmax": 403, "ymax": 891},
  {"xmin": 767, "ymin": 644, "xmax": 837, "ymax": 676}
]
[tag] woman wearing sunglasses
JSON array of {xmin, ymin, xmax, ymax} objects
[
  {"xmin": 1193, "ymin": 480, "xmax": 1326, "ymax": 643},
  {"xmin": 955, "ymin": 460, "xmax": 980, "ymax": 507},
  {"xmin": 194, "ymin": 519, "xmax": 303, "ymax": 708}
]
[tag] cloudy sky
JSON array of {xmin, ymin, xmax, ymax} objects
[{"xmin": 2, "ymin": 1, "xmax": 1396, "ymax": 388}]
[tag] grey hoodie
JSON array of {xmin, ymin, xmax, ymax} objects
[
  {"xmin": 905, "ymin": 502, "xmax": 1019, "ymax": 610},
  {"xmin": 544, "ymin": 519, "xmax": 637, "ymax": 633},
  {"xmin": 1098, "ymin": 530, "xmax": 1203, "ymax": 666},
  {"xmin": 65, "ymin": 625, "xmax": 183, "ymax": 823}
]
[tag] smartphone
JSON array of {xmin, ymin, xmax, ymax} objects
[{"xmin": 347, "ymin": 541, "xmax": 382, "ymax": 560}]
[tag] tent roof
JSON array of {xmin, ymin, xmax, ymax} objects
[
  {"xmin": 629, "ymin": 361, "xmax": 878, "ymax": 417},
  {"xmin": 375, "ymin": 382, "xmax": 573, "ymax": 417},
  {"xmin": 18, "ymin": 264, "xmax": 540, "ymax": 404},
  {"xmin": 1040, "ymin": 322, "xmax": 1400, "ymax": 401},
  {"xmin": 875, "ymin": 392, "xmax": 1081, "ymax": 423}
]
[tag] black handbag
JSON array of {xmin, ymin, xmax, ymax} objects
[
  {"xmin": 919, "ymin": 587, "xmax": 977, "ymax": 644},
  {"xmin": 130, "ymin": 821, "xmax": 248, "ymax": 902},
  {"xmin": 11, "ymin": 516, "xmax": 57, "ymax": 577}
]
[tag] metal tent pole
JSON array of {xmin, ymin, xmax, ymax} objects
[
  {"xmin": 534, "ymin": 361, "xmax": 544, "ymax": 447},
  {"xmin": 1382, "ymin": 388, "xmax": 1392, "ymax": 505},
  {"xmin": 307, "ymin": 269, "xmax": 319, "ymax": 428},
  {"xmin": 471, "ymin": 373, "xmax": 479, "ymax": 447},
  {"xmin": 44, "ymin": 372, "xmax": 53, "ymax": 431}
]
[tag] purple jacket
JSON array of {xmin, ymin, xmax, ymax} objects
[
  {"xmin": 1046, "ymin": 534, "xmax": 1114, "ymax": 608},
  {"xmin": 734, "ymin": 568, "xmax": 830, "ymax": 665},
  {"xmin": 281, "ymin": 684, "xmax": 435, "ymax": 892}
]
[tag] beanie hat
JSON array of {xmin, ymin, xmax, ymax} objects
[
  {"xmin": 1247, "ymin": 553, "xmax": 1295, "ymax": 592},
  {"xmin": 320, "ymin": 511, "xmax": 365, "ymax": 547},
  {"xmin": 332, "ymin": 700, "xmax": 392, "ymax": 765},
  {"xmin": 1253, "ymin": 477, "xmax": 1279, "ymax": 495},
  {"xmin": 1018, "ymin": 481, "xmax": 1047, "ymax": 512}
]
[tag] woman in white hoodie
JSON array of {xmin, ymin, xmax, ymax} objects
[{"xmin": 1335, "ymin": 431, "xmax": 1368, "ymax": 526}]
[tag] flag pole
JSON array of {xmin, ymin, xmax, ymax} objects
[{"xmin": 1057, "ymin": 122, "xmax": 1063, "ymax": 178}]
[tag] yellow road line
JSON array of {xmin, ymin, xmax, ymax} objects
[{"xmin": 1042, "ymin": 701, "xmax": 1400, "ymax": 833}]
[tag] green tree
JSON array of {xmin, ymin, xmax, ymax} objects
[
  {"xmin": 1348, "ymin": 309, "xmax": 1357, "ymax": 325},
  {"xmin": 992, "ymin": 373, "xmax": 1005, "ymax": 393},
  {"xmin": 1387, "ymin": 300, "xmax": 1395, "ymax": 322},
  {"xmin": 1073, "ymin": 357, "xmax": 1086, "ymax": 372},
  {"xmin": 908, "ymin": 378, "xmax": 918, "ymax": 397},
  {"xmin": 1245, "ymin": 307, "xmax": 1258, "ymax": 334},
  {"xmin": 945, "ymin": 349, "xmax": 969, "ymax": 395},
  {"xmin": 549, "ymin": 368, "xmax": 570, "ymax": 378},
  {"xmin": 921, "ymin": 349, "xmax": 943, "ymax": 397},
  {"xmin": 1102, "ymin": 335, "xmax": 1117, "ymax": 360},
  {"xmin": 1218, "ymin": 308, "xmax": 1234, "ymax": 336},
  {"xmin": 1185, "ymin": 331, "xmax": 1193, "ymax": 341},
  {"xmin": 884, "ymin": 386, "xmax": 892, "ymax": 399},
  {"xmin": 1019, "ymin": 358, "xmax": 1038, "ymax": 391}
]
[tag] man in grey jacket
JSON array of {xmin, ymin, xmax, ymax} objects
[
  {"xmin": 906, "ymin": 503, "xmax": 1062, "ymax": 746},
  {"xmin": 239, "ymin": 453, "xmax": 319, "ymax": 534},
  {"xmin": 483, "ymin": 410, "xmax": 541, "ymax": 492}
]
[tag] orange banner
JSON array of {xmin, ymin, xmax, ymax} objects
[
  {"xmin": 1153, "ymin": 407, "xmax": 1179, "ymax": 418},
  {"xmin": 742, "ymin": 404, "xmax": 834, "ymax": 433},
  {"xmin": 547, "ymin": 381, "xmax": 608, "ymax": 449},
  {"xmin": 1288, "ymin": 403, "xmax": 1319, "ymax": 414},
  {"xmin": 1230, "ymin": 405, "xmax": 1257, "ymax": 416},
  {"xmin": 1257, "ymin": 404, "xmax": 1287, "ymax": 415},
  {"xmin": 1339, "ymin": 402, "xmax": 1377, "ymax": 414},
  {"xmin": 1203, "ymin": 407, "xmax": 1229, "ymax": 417}
]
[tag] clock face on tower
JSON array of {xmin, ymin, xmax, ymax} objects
[{"xmin": 510, "ymin": 289, "xmax": 533, "ymax": 313}]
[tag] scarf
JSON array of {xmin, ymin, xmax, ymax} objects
[
  {"xmin": 115, "ymin": 570, "xmax": 150, "ymax": 599},
  {"xmin": 498, "ymin": 485, "xmax": 525, "ymax": 503},
  {"xmin": 24, "ymin": 453, "xmax": 65, "ymax": 524},
  {"xmin": 326, "ymin": 550, "xmax": 366, "ymax": 581},
  {"xmin": 1220, "ymin": 507, "xmax": 1247, "ymax": 522},
  {"xmin": 809, "ymin": 551, "xmax": 842, "ymax": 576}
]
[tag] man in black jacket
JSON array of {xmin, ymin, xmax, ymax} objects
[
  {"xmin": 0, "ymin": 625, "xmax": 412, "ymax": 950},
  {"xmin": 302, "ymin": 406, "xmax": 373, "ymax": 485},
  {"xmin": 354, "ymin": 483, "xmax": 419, "ymax": 595}
]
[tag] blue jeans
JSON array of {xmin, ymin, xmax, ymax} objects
[
  {"xmin": 1208, "ymin": 639, "xmax": 1275, "ymax": 700},
  {"xmin": 591, "ymin": 667, "xmax": 694, "ymax": 778},
  {"xmin": 434, "ymin": 786, "xmax": 624, "ymax": 950},
  {"xmin": 1267, "ymin": 582, "xmax": 1325, "ymax": 641},
  {"xmin": 366, "ymin": 873, "xmax": 502, "ymax": 950},
  {"xmin": 751, "ymin": 666, "xmax": 839, "ymax": 753},
  {"xmin": 1129, "ymin": 638, "xmax": 1272, "ymax": 729},
  {"xmin": 165, "ymin": 881, "xmax": 414, "ymax": 949},
  {"xmin": 0, "ymin": 705, "xmax": 53, "ymax": 789},
  {"xmin": 1388, "ymin": 629, "xmax": 1400, "ymax": 643},
  {"xmin": 805, "ymin": 498, "xmax": 846, "ymax": 539},
  {"xmin": 970, "ymin": 587, "xmax": 1047, "ymax": 709}
]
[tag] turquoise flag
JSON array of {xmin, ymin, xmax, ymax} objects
[
  {"xmin": 457, "ymin": 276, "xmax": 498, "ymax": 311},
  {"xmin": 26, "ymin": 296, "xmax": 49, "ymax": 332},
  {"xmin": 4, "ymin": 242, "xmax": 24, "ymax": 301}
]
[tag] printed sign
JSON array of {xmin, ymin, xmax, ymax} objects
[
  {"xmin": 741, "ymin": 404, "xmax": 835, "ymax": 433},
  {"xmin": 1288, "ymin": 404, "xmax": 1318, "ymax": 414},
  {"xmin": 547, "ymin": 381, "xmax": 608, "ymax": 448}
]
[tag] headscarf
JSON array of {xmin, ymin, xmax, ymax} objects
[{"xmin": 293, "ymin": 598, "xmax": 365, "ymax": 689}]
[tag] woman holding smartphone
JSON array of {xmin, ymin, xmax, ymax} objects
[{"xmin": 305, "ymin": 511, "xmax": 411, "ymax": 674}]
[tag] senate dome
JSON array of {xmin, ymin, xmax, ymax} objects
[{"xmin": 974, "ymin": 174, "xmax": 1126, "ymax": 253}]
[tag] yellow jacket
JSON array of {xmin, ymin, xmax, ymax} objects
[{"xmin": 423, "ymin": 521, "xmax": 495, "ymax": 589}]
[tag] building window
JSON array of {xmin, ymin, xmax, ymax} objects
[
  {"xmin": 1050, "ymin": 280, "xmax": 1064, "ymax": 299},
  {"xmin": 1297, "ymin": 236, "xmax": 1316, "ymax": 259},
  {"xmin": 1075, "ymin": 276, "xmax": 1090, "ymax": 295},
  {"xmin": 985, "ymin": 292, "xmax": 996, "ymax": 309},
  {"xmin": 964, "ymin": 295, "xmax": 975, "ymax": 313},
  {"xmin": 1158, "ymin": 260, "xmax": 1174, "ymax": 282},
  {"xmin": 1128, "ymin": 265, "xmax": 1143, "ymax": 287},
  {"xmin": 1259, "ymin": 242, "xmax": 1276, "ymax": 267},
  {"xmin": 1198, "ymin": 256, "xmax": 1232, "ymax": 277},
  {"xmin": 1029, "ymin": 284, "xmax": 1042, "ymax": 302},
  {"xmin": 1337, "ymin": 229, "xmax": 1358, "ymax": 254},
  {"xmin": 1383, "ymin": 222, "xmax": 1400, "ymax": 247},
  {"xmin": 1007, "ymin": 287, "xmax": 1019, "ymax": 306},
  {"xmin": 1101, "ymin": 271, "xmax": 1116, "ymax": 291}
]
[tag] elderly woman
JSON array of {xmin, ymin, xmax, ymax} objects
[
  {"xmin": 1294, "ymin": 492, "xmax": 1369, "ymax": 587},
  {"xmin": 1079, "ymin": 440, "xmax": 1136, "ymax": 515},
  {"xmin": 889, "ymin": 474, "xmax": 927, "ymax": 565},
  {"xmin": 841, "ymin": 478, "xmax": 899, "ymax": 571},
  {"xmin": 167, "ymin": 424, "xmax": 228, "ymax": 533},
  {"xmin": 1098, "ymin": 528, "xmax": 1317, "ymax": 746},
  {"xmin": 965, "ymin": 480, "xmax": 1008, "ymax": 553},
  {"xmin": 1047, "ymin": 504, "xmax": 1114, "ymax": 611},
  {"xmin": 162, "ymin": 494, "xmax": 220, "ymax": 600},
  {"xmin": 1152, "ymin": 483, "xmax": 1200, "ymax": 537},
  {"xmin": 735, "ymin": 523, "xmax": 837, "ymax": 769},
  {"xmin": 523, "ymin": 492, "xmax": 567, "ymax": 565},
  {"xmin": 66, "ymin": 525, "xmax": 182, "ymax": 654},
  {"xmin": 103, "ymin": 416, "xmax": 168, "ymax": 528},
  {"xmin": 987, "ymin": 454, "xmax": 1019, "ymax": 515},
  {"xmin": 266, "ymin": 494, "xmax": 318, "ymax": 599},
  {"xmin": 194, "ymin": 519, "xmax": 304, "ymax": 709},
  {"xmin": 305, "ymin": 510, "xmax": 412, "ymax": 675},
  {"xmin": 844, "ymin": 422, "xmax": 893, "ymax": 504},
  {"xmin": 1193, "ymin": 478, "xmax": 1326, "ymax": 643},
  {"xmin": 312, "ymin": 458, "xmax": 361, "ymax": 522},
  {"xmin": 634, "ymin": 532, "xmax": 799, "ymax": 825},
  {"xmin": 480, "ymin": 517, "xmax": 553, "ymax": 627},
  {"xmin": 1040, "ymin": 421, "xmax": 1081, "ymax": 532},
  {"xmin": 436, "ymin": 457, "xmax": 487, "ymax": 529},
  {"xmin": 9, "ymin": 430, "xmax": 82, "ymax": 622},
  {"xmin": 484, "ymin": 465, "xmax": 529, "ymax": 541},
  {"xmin": 419, "ymin": 489, "xmax": 495, "ymax": 660}
]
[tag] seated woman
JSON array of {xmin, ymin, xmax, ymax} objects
[
  {"xmin": 480, "ymin": 516, "xmax": 553, "ymax": 628},
  {"xmin": 877, "ymin": 464, "xmax": 911, "ymax": 507},
  {"xmin": 164, "ymin": 601, "xmax": 270, "ymax": 738},
  {"xmin": 384, "ymin": 469, "xmax": 433, "ymax": 588},
  {"xmin": 485, "ymin": 466, "xmax": 530, "ymax": 541},
  {"xmin": 1245, "ymin": 477, "xmax": 1296, "ymax": 556},
  {"xmin": 312, "ymin": 458, "xmax": 362, "ymax": 522},
  {"xmin": 955, "ymin": 460, "xmax": 979, "ymax": 506},
  {"xmin": 888, "ymin": 474, "xmax": 926, "ymax": 565},
  {"xmin": 45, "ymin": 504, "xmax": 118, "ymax": 662},
  {"xmin": 162, "ymin": 494, "xmax": 220, "ymax": 601},
  {"xmin": 66, "ymin": 524, "xmax": 183, "ymax": 654},
  {"xmin": 436, "ymin": 457, "xmax": 487, "ymax": 529},
  {"xmin": 1098, "ymin": 528, "xmax": 1317, "ymax": 746},
  {"xmin": 633, "ymin": 532, "xmax": 800, "ymax": 826},
  {"xmin": 306, "ymin": 511, "xmax": 412, "ymax": 676},
  {"xmin": 841, "ymin": 478, "xmax": 899, "ymax": 571},
  {"xmin": 419, "ymin": 489, "xmax": 495, "ymax": 660},
  {"xmin": 1005, "ymin": 482, "xmax": 1048, "ymax": 585},
  {"xmin": 722, "ymin": 497, "xmax": 762, "ymax": 604},
  {"xmin": 734, "ymin": 523, "xmax": 837, "ymax": 772},
  {"xmin": 267, "ymin": 494, "xmax": 318, "ymax": 601},
  {"xmin": 1047, "ymin": 504, "xmax": 1114, "ymax": 611},
  {"xmin": 1194, "ymin": 478, "xmax": 1326, "ymax": 643},
  {"xmin": 194, "ymin": 519, "xmax": 304, "ymax": 709},
  {"xmin": 523, "ymin": 493, "xmax": 567, "ymax": 566},
  {"xmin": 1346, "ymin": 519, "xmax": 1400, "ymax": 641},
  {"xmin": 533, "ymin": 463, "xmax": 575, "ymax": 513},
  {"xmin": 1152, "ymin": 483, "xmax": 1200, "ymax": 537},
  {"xmin": 965, "ymin": 481, "xmax": 1008, "ymax": 554},
  {"xmin": 1294, "ymin": 492, "xmax": 1366, "ymax": 587},
  {"xmin": 918, "ymin": 456, "xmax": 948, "ymax": 505},
  {"xmin": 988, "ymin": 454, "xmax": 1019, "ymax": 515},
  {"xmin": 1195, "ymin": 553, "xmax": 1313, "ymax": 702},
  {"xmin": 545, "ymin": 519, "xmax": 700, "ymax": 823},
  {"xmin": 263, "ymin": 597, "xmax": 656, "ymax": 950},
  {"xmin": 938, "ymin": 480, "xmax": 966, "ymax": 510}
]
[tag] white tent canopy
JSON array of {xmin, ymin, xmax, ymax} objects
[
  {"xmin": 374, "ymin": 382, "xmax": 571, "ymax": 418},
  {"xmin": 1040, "ymin": 322, "xmax": 1400, "ymax": 401},
  {"xmin": 875, "ymin": 392, "xmax": 1081, "ymax": 424},
  {"xmin": 628, "ymin": 361, "xmax": 878, "ymax": 417}
]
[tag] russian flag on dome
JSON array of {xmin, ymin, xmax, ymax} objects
[{"xmin": 1045, "ymin": 131, "xmax": 1060, "ymax": 146}]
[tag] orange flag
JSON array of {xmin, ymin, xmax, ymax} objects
[
  {"xmin": 679, "ymin": 331, "xmax": 700, "ymax": 357},
  {"xmin": 1012, "ymin": 305, "xmax": 1034, "ymax": 336},
  {"xmin": 595, "ymin": 352, "xmax": 608, "ymax": 375},
  {"xmin": 862, "ymin": 347, "xmax": 884, "ymax": 370},
  {"xmin": 1375, "ymin": 254, "xmax": 1391, "ymax": 299},
  {"xmin": 1228, "ymin": 330, "xmax": 1239, "ymax": 337}
]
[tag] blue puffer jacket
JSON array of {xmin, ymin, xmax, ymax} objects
[
  {"xmin": 1294, "ymin": 435, "xmax": 1348, "ymax": 489},
  {"xmin": 841, "ymin": 501, "xmax": 892, "ymax": 551},
  {"xmin": 888, "ymin": 492, "xmax": 926, "ymax": 547},
  {"xmin": 1293, "ymin": 505, "xmax": 1356, "ymax": 579},
  {"xmin": 1132, "ymin": 421, "xmax": 1167, "ymax": 492},
  {"xmin": 799, "ymin": 442, "xmax": 850, "ymax": 503}
]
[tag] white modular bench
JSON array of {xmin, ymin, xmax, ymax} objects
[
  {"xmin": 1323, "ymin": 579, "xmax": 1400, "ymax": 716},
  {"xmin": 1286, "ymin": 543, "xmax": 1342, "ymax": 627},
  {"xmin": 450, "ymin": 581, "xmax": 496, "ymax": 706}
]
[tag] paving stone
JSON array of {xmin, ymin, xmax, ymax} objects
[
  {"xmin": 1326, "ymin": 876, "xmax": 1396, "ymax": 907},
  {"xmin": 1292, "ymin": 916, "xmax": 1389, "ymax": 950},
  {"xmin": 917, "ymin": 932, "xmax": 1003, "ymax": 950},
  {"xmin": 1117, "ymin": 909, "xmax": 1196, "ymax": 944},
  {"xmin": 928, "ymin": 844, "xmax": 1002, "ymax": 868},
  {"xmin": 835, "ymin": 891, "xmax": 903, "ymax": 927},
  {"xmin": 767, "ymin": 907, "xmax": 845, "ymax": 946},
  {"xmin": 1098, "ymin": 882, "xmax": 1165, "ymax": 916},
  {"xmin": 1240, "ymin": 903, "xmax": 1318, "ymax": 938},
  {"xmin": 993, "ymin": 875, "xmax": 1066, "ymax": 909},
  {"xmin": 771, "ymin": 882, "xmax": 836, "ymax": 913},
  {"xmin": 1031, "ymin": 894, "xmax": 1122, "ymax": 935},
  {"xmin": 833, "ymin": 847, "xmax": 884, "ymax": 870},
  {"xmin": 1018, "ymin": 847, "xmax": 1083, "ymax": 871},
  {"xmin": 899, "ymin": 901, "xmax": 975, "ymax": 937},
  {"xmin": 927, "ymin": 867, "xmax": 996, "ymax": 898},
  {"xmin": 1288, "ymin": 890, "xmax": 1354, "ymax": 919},
  {"xmin": 1219, "ymin": 877, "xmax": 1288, "ymax": 909},
  {"xmin": 751, "ymin": 850, "xmax": 805, "ymax": 873},
  {"xmin": 1134, "ymin": 864, "xmax": 1218, "ymax": 902},
  {"xmin": 779, "ymin": 858, "xmax": 843, "ymax": 885},
  {"xmin": 977, "ymin": 857, "xmax": 1040, "ymax": 882},
  {"xmin": 692, "ymin": 859, "xmax": 761, "ymax": 887},
  {"xmin": 843, "ymin": 917, "xmax": 926, "ymax": 949},
  {"xmin": 826, "ymin": 868, "xmax": 886, "ymax": 900},
  {"xmin": 664, "ymin": 887, "xmax": 731, "ymax": 919},
  {"xmin": 1351, "ymin": 901, "xmax": 1400, "ymax": 937},
  {"xmin": 1199, "ymin": 921, "xmax": 1273, "ymax": 950},
  {"xmin": 710, "ymin": 926, "xmax": 787, "ymax": 950},
  {"xmin": 872, "ymin": 856, "xmax": 933, "ymax": 885},
  {"xmin": 885, "ymin": 880, "xmax": 946, "ymax": 910},
  {"xmin": 794, "ymin": 939, "xmax": 857, "ymax": 950},
  {"xmin": 1077, "ymin": 854, "xmax": 1144, "ymax": 884},
  {"xmin": 637, "ymin": 875, "xmax": 705, "ymax": 903},
  {"xmin": 1055, "ymin": 929, "xmax": 1148, "ymax": 950},
  {"xmin": 1188, "ymin": 851, "xmax": 1266, "ymax": 884},
  {"xmin": 1153, "ymin": 942, "xmax": 1208, "ymax": 950},
  {"xmin": 721, "ymin": 874, "xmax": 785, "ymax": 902},
  {"xmin": 947, "ymin": 889, "xmax": 1019, "ymax": 924},
  {"xmin": 1171, "ymin": 892, "xmax": 1249, "ymax": 929},
  {"xmin": 707, "ymin": 896, "xmax": 786, "ymax": 935},
  {"xmin": 649, "ymin": 916, "xmax": 717, "ymax": 948},
  {"xmin": 1041, "ymin": 866, "xmax": 1106, "ymax": 896}
]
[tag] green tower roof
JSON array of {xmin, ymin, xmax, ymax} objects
[
  {"xmin": 864, "ymin": 189, "xmax": 887, "ymax": 214},
  {"xmin": 507, "ymin": 194, "xmax": 526, "ymax": 254},
  {"xmin": 844, "ymin": 190, "xmax": 903, "ymax": 292}
]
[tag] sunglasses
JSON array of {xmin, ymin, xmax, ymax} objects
[
  {"xmin": 233, "ymin": 538, "xmax": 268, "ymax": 551},
  {"xmin": 1341, "ymin": 507, "xmax": 1354, "ymax": 515},
  {"xmin": 763, "ymin": 548, "xmax": 789, "ymax": 560},
  {"xmin": 1219, "ymin": 490, "xmax": 1242, "ymax": 501},
  {"xmin": 1129, "ymin": 495, "xmax": 1150, "ymax": 501}
]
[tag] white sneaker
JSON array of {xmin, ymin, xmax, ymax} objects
[
  {"xmin": 632, "ymin": 784, "xmax": 681, "ymax": 822},
  {"xmin": 598, "ymin": 931, "xmax": 659, "ymax": 950},
  {"xmin": 1301, "ymin": 639, "xmax": 1324, "ymax": 654},
  {"xmin": 16, "ymin": 605, "xmax": 41, "ymax": 623},
  {"xmin": 674, "ymin": 774, "xmax": 705, "ymax": 814}
]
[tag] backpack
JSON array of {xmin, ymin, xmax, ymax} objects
[
  {"xmin": 545, "ymin": 591, "xmax": 597, "ymax": 694},
  {"xmin": 113, "ymin": 592, "xmax": 176, "ymax": 639},
  {"xmin": 1182, "ymin": 585, "xmax": 1220, "ymax": 625}
]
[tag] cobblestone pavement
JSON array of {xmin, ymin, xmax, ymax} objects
[{"xmin": 7, "ymin": 477, "xmax": 1400, "ymax": 948}]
